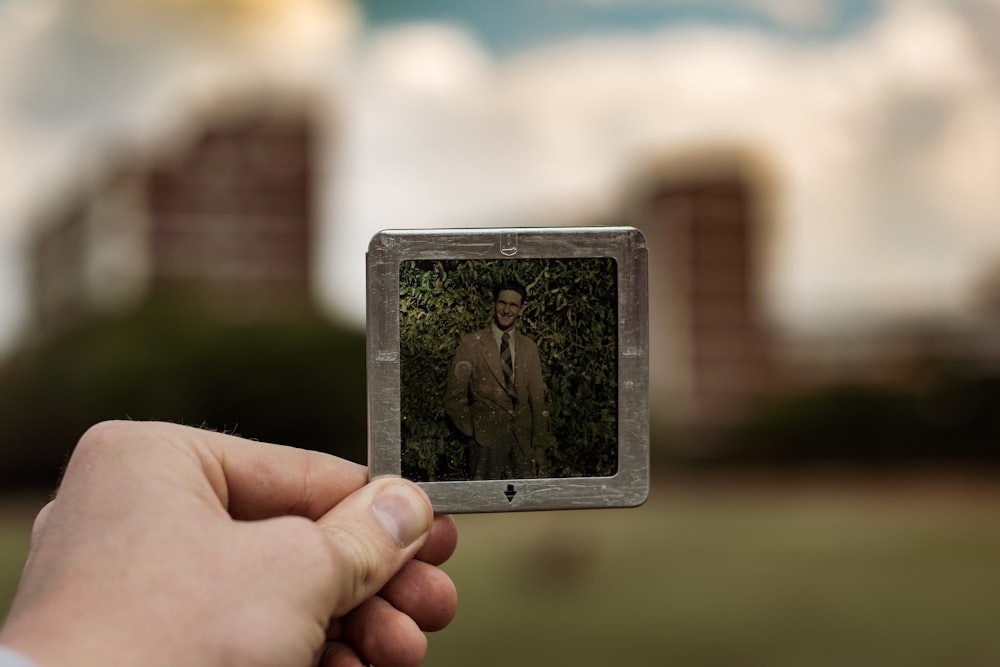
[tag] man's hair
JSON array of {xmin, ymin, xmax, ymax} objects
[{"xmin": 493, "ymin": 280, "xmax": 527, "ymax": 304}]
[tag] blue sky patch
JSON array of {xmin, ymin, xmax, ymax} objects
[{"xmin": 361, "ymin": 0, "xmax": 884, "ymax": 53}]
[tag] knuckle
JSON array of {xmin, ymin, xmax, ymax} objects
[
  {"xmin": 74, "ymin": 420, "xmax": 133, "ymax": 460},
  {"xmin": 325, "ymin": 524, "xmax": 387, "ymax": 610},
  {"xmin": 277, "ymin": 516, "xmax": 337, "ymax": 570}
]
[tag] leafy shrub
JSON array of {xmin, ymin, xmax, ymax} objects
[
  {"xmin": 0, "ymin": 297, "xmax": 366, "ymax": 488},
  {"xmin": 717, "ymin": 366, "xmax": 1000, "ymax": 465}
]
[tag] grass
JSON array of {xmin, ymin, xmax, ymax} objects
[
  {"xmin": 2, "ymin": 473, "xmax": 1000, "ymax": 666},
  {"xmin": 431, "ymin": 472, "xmax": 1000, "ymax": 667},
  {"xmin": 0, "ymin": 494, "xmax": 44, "ymax": 621}
]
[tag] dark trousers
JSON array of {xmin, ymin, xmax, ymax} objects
[{"xmin": 469, "ymin": 430, "xmax": 532, "ymax": 480}]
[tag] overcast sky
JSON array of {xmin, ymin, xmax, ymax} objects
[{"xmin": 2, "ymin": 0, "xmax": 1000, "ymax": 354}]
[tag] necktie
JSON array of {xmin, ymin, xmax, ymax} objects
[{"xmin": 501, "ymin": 332, "xmax": 517, "ymax": 406}]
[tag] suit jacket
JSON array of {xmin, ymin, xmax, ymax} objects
[{"xmin": 444, "ymin": 326, "xmax": 548, "ymax": 455}]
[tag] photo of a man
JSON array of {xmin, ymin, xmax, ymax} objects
[
  {"xmin": 371, "ymin": 228, "xmax": 646, "ymax": 511},
  {"xmin": 397, "ymin": 257, "xmax": 618, "ymax": 483},
  {"xmin": 444, "ymin": 281, "xmax": 551, "ymax": 480}
]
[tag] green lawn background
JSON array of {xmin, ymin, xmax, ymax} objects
[
  {"xmin": 0, "ymin": 494, "xmax": 43, "ymax": 620},
  {"xmin": 3, "ymin": 474, "xmax": 1000, "ymax": 666}
]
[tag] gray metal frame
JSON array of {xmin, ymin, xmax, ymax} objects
[{"xmin": 367, "ymin": 227, "xmax": 649, "ymax": 513}]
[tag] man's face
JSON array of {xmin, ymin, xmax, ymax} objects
[{"xmin": 494, "ymin": 289, "xmax": 523, "ymax": 331}]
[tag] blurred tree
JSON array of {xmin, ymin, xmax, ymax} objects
[
  {"xmin": 0, "ymin": 295, "xmax": 366, "ymax": 489},
  {"xmin": 716, "ymin": 364, "xmax": 1000, "ymax": 466},
  {"xmin": 975, "ymin": 259, "xmax": 1000, "ymax": 321},
  {"xmin": 398, "ymin": 258, "xmax": 618, "ymax": 481}
]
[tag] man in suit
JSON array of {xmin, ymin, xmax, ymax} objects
[{"xmin": 445, "ymin": 280, "xmax": 551, "ymax": 480}]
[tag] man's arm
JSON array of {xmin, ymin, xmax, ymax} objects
[{"xmin": 0, "ymin": 421, "xmax": 458, "ymax": 667}]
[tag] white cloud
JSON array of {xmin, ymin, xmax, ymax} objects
[
  {"xmin": 5, "ymin": 0, "xmax": 1000, "ymax": 352},
  {"xmin": 0, "ymin": 0, "xmax": 356, "ymax": 232},
  {"xmin": 324, "ymin": 1, "xmax": 1000, "ymax": 333},
  {"xmin": 0, "ymin": 0, "xmax": 357, "ymax": 353}
]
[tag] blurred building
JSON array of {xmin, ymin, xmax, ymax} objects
[
  {"xmin": 629, "ymin": 152, "xmax": 775, "ymax": 438},
  {"xmin": 627, "ymin": 150, "xmax": 1000, "ymax": 448},
  {"xmin": 31, "ymin": 104, "xmax": 318, "ymax": 337}
]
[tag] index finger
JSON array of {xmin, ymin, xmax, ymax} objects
[
  {"xmin": 415, "ymin": 515, "xmax": 458, "ymax": 566},
  {"xmin": 79, "ymin": 421, "xmax": 370, "ymax": 521},
  {"xmin": 191, "ymin": 425, "xmax": 370, "ymax": 520}
]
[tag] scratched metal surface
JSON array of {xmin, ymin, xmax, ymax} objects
[{"xmin": 366, "ymin": 227, "xmax": 649, "ymax": 513}]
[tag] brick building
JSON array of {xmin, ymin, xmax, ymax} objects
[
  {"xmin": 630, "ymin": 153, "xmax": 775, "ymax": 437},
  {"xmin": 32, "ymin": 106, "xmax": 317, "ymax": 336}
]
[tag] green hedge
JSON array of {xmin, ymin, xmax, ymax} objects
[
  {"xmin": 717, "ymin": 367, "xmax": 1000, "ymax": 465},
  {"xmin": 399, "ymin": 258, "xmax": 619, "ymax": 481},
  {"xmin": 0, "ymin": 297, "xmax": 367, "ymax": 488}
]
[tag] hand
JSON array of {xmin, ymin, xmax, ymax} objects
[{"xmin": 0, "ymin": 421, "xmax": 458, "ymax": 667}]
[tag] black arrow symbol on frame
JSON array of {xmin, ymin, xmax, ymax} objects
[{"xmin": 504, "ymin": 484, "xmax": 517, "ymax": 503}]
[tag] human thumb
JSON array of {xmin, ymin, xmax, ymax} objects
[{"xmin": 318, "ymin": 477, "xmax": 433, "ymax": 617}]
